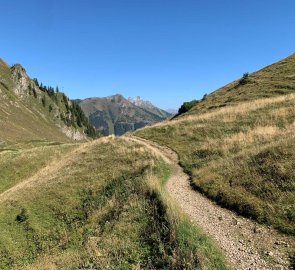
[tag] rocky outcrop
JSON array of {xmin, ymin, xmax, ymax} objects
[
  {"xmin": 0, "ymin": 59, "xmax": 93, "ymax": 142},
  {"xmin": 128, "ymin": 96, "xmax": 171, "ymax": 119},
  {"xmin": 61, "ymin": 126, "xmax": 87, "ymax": 141},
  {"xmin": 11, "ymin": 64, "xmax": 32, "ymax": 99}
]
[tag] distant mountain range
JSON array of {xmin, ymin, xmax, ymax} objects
[
  {"xmin": 0, "ymin": 56, "xmax": 172, "ymax": 141},
  {"xmin": 76, "ymin": 95, "xmax": 171, "ymax": 135}
]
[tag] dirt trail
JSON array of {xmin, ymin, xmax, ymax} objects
[{"xmin": 128, "ymin": 136, "xmax": 294, "ymax": 270}]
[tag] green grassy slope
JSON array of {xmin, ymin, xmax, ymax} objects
[
  {"xmin": 0, "ymin": 141, "xmax": 76, "ymax": 194},
  {"xmin": 0, "ymin": 138, "xmax": 228, "ymax": 269},
  {"xmin": 134, "ymin": 54, "xmax": 295, "ymax": 235},
  {"xmin": 0, "ymin": 59, "xmax": 95, "ymax": 143}
]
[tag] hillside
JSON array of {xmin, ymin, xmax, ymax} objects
[
  {"xmin": 0, "ymin": 58, "xmax": 226, "ymax": 268},
  {"xmin": 0, "ymin": 138, "xmax": 228, "ymax": 269},
  {"xmin": 185, "ymin": 53, "xmax": 295, "ymax": 116},
  {"xmin": 0, "ymin": 59, "xmax": 96, "ymax": 143},
  {"xmin": 77, "ymin": 94, "xmax": 171, "ymax": 135},
  {"xmin": 0, "ymin": 59, "xmax": 229, "ymax": 269},
  {"xmin": 134, "ymin": 53, "xmax": 295, "ymax": 237}
]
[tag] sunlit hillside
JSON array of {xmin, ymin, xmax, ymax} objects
[
  {"xmin": 186, "ymin": 53, "xmax": 295, "ymax": 116},
  {"xmin": 135, "ymin": 54, "xmax": 295, "ymax": 235},
  {"xmin": 0, "ymin": 138, "xmax": 227, "ymax": 269},
  {"xmin": 0, "ymin": 59, "xmax": 96, "ymax": 143}
]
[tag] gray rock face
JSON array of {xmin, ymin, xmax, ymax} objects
[
  {"xmin": 11, "ymin": 64, "xmax": 33, "ymax": 99},
  {"xmin": 128, "ymin": 96, "xmax": 171, "ymax": 119},
  {"xmin": 61, "ymin": 126, "xmax": 87, "ymax": 141}
]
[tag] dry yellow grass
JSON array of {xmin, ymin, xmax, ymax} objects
[
  {"xmin": 135, "ymin": 91, "xmax": 295, "ymax": 235},
  {"xmin": 152, "ymin": 94, "xmax": 295, "ymax": 128}
]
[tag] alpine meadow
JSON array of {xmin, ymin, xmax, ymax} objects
[{"xmin": 1, "ymin": 1, "xmax": 295, "ymax": 269}]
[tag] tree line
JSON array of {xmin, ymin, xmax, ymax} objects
[{"xmin": 30, "ymin": 78, "xmax": 98, "ymax": 138}]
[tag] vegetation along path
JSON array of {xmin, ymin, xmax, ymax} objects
[{"xmin": 128, "ymin": 136, "xmax": 293, "ymax": 270}]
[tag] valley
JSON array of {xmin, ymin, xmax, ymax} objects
[
  {"xmin": 0, "ymin": 53, "xmax": 294, "ymax": 269},
  {"xmin": 2, "ymin": 1, "xmax": 295, "ymax": 269}
]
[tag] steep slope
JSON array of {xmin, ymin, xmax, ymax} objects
[
  {"xmin": 134, "ymin": 53, "xmax": 295, "ymax": 238},
  {"xmin": 77, "ymin": 94, "xmax": 171, "ymax": 135},
  {"xmin": 184, "ymin": 53, "xmax": 295, "ymax": 116},
  {"xmin": 0, "ymin": 59, "xmax": 96, "ymax": 143}
]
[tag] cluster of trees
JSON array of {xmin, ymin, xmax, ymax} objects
[
  {"xmin": 30, "ymin": 78, "xmax": 98, "ymax": 138},
  {"xmin": 62, "ymin": 98, "xmax": 97, "ymax": 138},
  {"xmin": 32, "ymin": 78, "xmax": 59, "ymax": 102},
  {"xmin": 177, "ymin": 93, "xmax": 207, "ymax": 115},
  {"xmin": 178, "ymin": 100, "xmax": 199, "ymax": 114}
]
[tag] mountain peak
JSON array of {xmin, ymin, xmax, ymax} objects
[
  {"xmin": 128, "ymin": 96, "xmax": 171, "ymax": 118},
  {"xmin": 110, "ymin": 93, "xmax": 124, "ymax": 98},
  {"xmin": 10, "ymin": 64, "xmax": 27, "ymax": 77},
  {"xmin": 107, "ymin": 93, "xmax": 126, "ymax": 103},
  {"xmin": 78, "ymin": 94, "xmax": 171, "ymax": 135},
  {"xmin": 128, "ymin": 96, "xmax": 153, "ymax": 108}
]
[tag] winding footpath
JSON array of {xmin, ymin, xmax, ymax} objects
[{"xmin": 128, "ymin": 136, "xmax": 294, "ymax": 270}]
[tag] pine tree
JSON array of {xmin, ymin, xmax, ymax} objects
[
  {"xmin": 33, "ymin": 78, "xmax": 39, "ymax": 87},
  {"xmin": 32, "ymin": 88, "xmax": 37, "ymax": 98},
  {"xmin": 41, "ymin": 96, "xmax": 46, "ymax": 107}
]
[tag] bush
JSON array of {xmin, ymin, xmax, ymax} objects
[
  {"xmin": 202, "ymin": 93, "xmax": 208, "ymax": 101},
  {"xmin": 178, "ymin": 100, "xmax": 199, "ymax": 115},
  {"xmin": 16, "ymin": 208, "xmax": 28, "ymax": 223},
  {"xmin": 239, "ymin": 72, "xmax": 249, "ymax": 85}
]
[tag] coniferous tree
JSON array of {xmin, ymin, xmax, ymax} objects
[
  {"xmin": 202, "ymin": 93, "xmax": 207, "ymax": 101},
  {"xmin": 41, "ymin": 96, "xmax": 46, "ymax": 107},
  {"xmin": 31, "ymin": 76, "xmax": 99, "ymax": 138},
  {"xmin": 32, "ymin": 88, "xmax": 37, "ymax": 98},
  {"xmin": 33, "ymin": 78, "xmax": 39, "ymax": 87}
]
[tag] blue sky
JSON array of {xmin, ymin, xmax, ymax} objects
[{"xmin": 1, "ymin": 0, "xmax": 294, "ymax": 110}]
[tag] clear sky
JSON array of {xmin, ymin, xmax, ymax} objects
[{"xmin": 1, "ymin": 0, "xmax": 294, "ymax": 110}]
